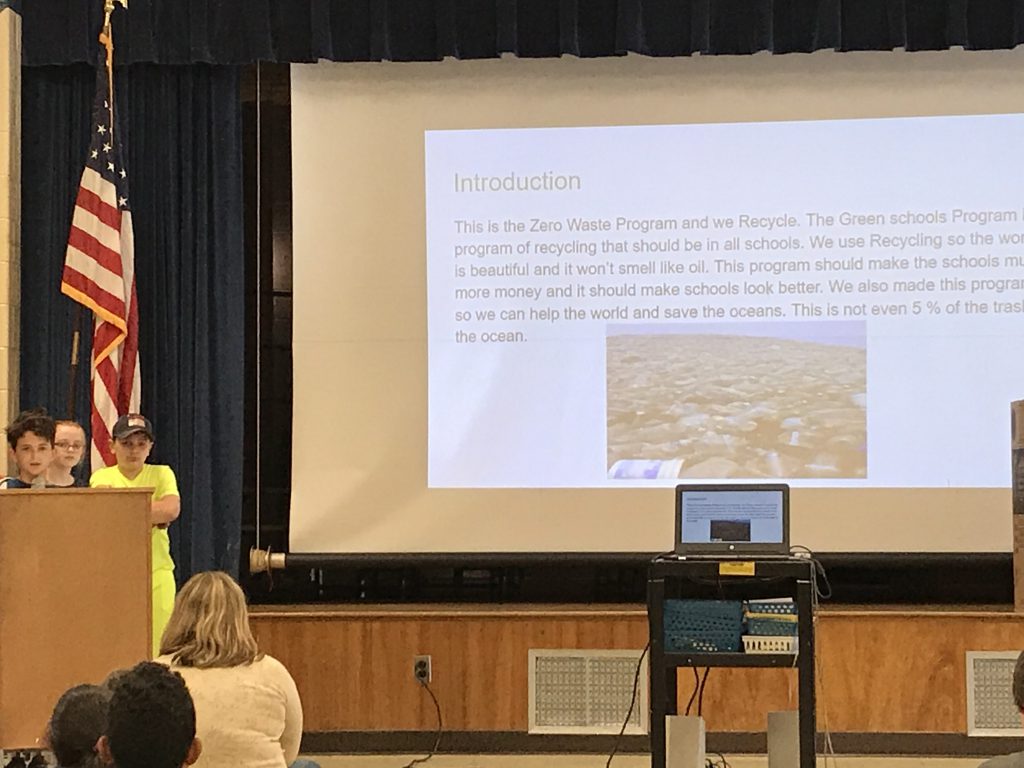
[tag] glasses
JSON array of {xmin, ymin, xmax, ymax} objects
[{"xmin": 55, "ymin": 441, "xmax": 85, "ymax": 450}]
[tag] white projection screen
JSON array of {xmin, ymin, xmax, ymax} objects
[{"xmin": 290, "ymin": 50, "xmax": 1024, "ymax": 555}]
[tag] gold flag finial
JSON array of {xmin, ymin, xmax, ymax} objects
[{"xmin": 99, "ymin": 0, "xmax": 128, "ymax": 139}]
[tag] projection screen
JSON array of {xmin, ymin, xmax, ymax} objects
[{"xmin": 290, "ymin": 50, "xmax": 1024, "ymax": 554}]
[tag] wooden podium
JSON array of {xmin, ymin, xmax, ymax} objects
[{"xmin": 0, "ymin": 488, "xmax": 152, "ymax": 749}]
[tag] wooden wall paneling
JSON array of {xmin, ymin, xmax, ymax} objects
[
  {"xmin": 815, "ymin": 615, "xmax": 956, "ymax": 733},
  {"xmin": 461, "ymin": 617, "xmax": 528, "ymax": 730},
  {"xmin": 250, "ymin": 607, "xmax": 1024, "ymax": 735},
  {"xmin": 251, "ymin": 609, "xmax": 650, "ymax": 731},
  {"xmin": 685, "ymin": 667, "xmax": 797, "ymax": 732},
  {"xmin": 816, "ymin": 613, "xmax": 1024, "ymax": 733}
]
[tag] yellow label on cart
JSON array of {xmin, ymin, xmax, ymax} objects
[{"xmin": 719, "ymin": 561, "xmax": 756, "ymax": 576}]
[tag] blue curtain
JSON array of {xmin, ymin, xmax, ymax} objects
[{"xmin": 20, "ymin": 64, "xmax": 245, "ymax": 581}]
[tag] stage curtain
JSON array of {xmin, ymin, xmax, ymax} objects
[
  {"xmin": 20, "ymin": 0, "xmax": 1024, "ymax": 66},
  {"xmin": 20, "ymin": 64, "xmax": 244, "ymax": 581}
]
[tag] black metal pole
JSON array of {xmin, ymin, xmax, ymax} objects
[
  {"xmin": 67, "ymin": 304, "xmax": 83, "ymax": 419},
  {"xmin": 262, "ymin": 551, "xmax": 659, "ymax": 570}
]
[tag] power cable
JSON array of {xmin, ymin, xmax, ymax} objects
[
  {"xmin": 400, "ymin": 680, "xmax": 443, "ymax": 768},
  {"xmin": 605, "ymin": 643, "xmax": 649, "ymax": 768},
  {"xmin": 696, "ymin": 667, "xmax": 710, "ymax": 716}
]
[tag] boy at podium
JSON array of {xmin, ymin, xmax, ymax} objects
[
  {"xmin": 90, "ymin": 413, "xmax": 181, "ymax": 657},
  {"xmin": 1, "ymin": 408, "xmax": 56, "ymax": 489}
]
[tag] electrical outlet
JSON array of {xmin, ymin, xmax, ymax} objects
[{"xmin": 413, "ymin": 654, "xmax": 432, "ymax": 683}]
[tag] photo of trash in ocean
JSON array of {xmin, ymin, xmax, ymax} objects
[{"xmin": 606, "ymin": 321, "xmax": 867, "ymax": 479}]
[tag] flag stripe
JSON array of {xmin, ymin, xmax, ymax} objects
[
  {"xmin": 95, "ymin": 355, "xmax": 120, "ymax": 402},
  {"xmin": 92, "ymin": 321, "xmax": 125, "ymax": 365},
  {"xmin": 60, "ymin": 268, "xmax": 126, "ymax": 328},
  {"xmin": 74, "ymin": 182, "xmax": 122, "ymax": 231},
  {"xmin": 118, "ymin": 275, "xmax": 140, "ymax": 409},
  {"xmin": 71, "ymin": 204, "xmax": 122, "ymax": 254},
  {"xmin": 91, "ymin": 409, "xmax": 115, "ymax": 468},
  {"xmin": 62, "ymin": 251, "xmax": 128, "ymax": 309},
  {"xmin": 67, "ymin": 224, "xmax": 125, "ymax": 275},
  {"xmin": 80, "ymin": 166, "xmax": 119, "ymax": 206}
]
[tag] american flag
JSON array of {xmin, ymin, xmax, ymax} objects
[{"xmin": 60, "ymin": 67, "xmax": 140, "ymax": 470}]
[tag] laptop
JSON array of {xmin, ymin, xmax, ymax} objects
[{"xmin": 674, "ymin": 483, "xmax": 790, "ymax": 557}]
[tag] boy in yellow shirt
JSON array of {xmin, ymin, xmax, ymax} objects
[{"xmin": 91, "ymin": 414, "xmax": 180, "ymax": 657}]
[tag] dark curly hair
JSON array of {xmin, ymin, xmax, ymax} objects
[
  {"xmin": 4, "ymin": 407, "xmax": 56, "ymax": 448},
  {"xmin": 106, "ymin": 662, "xmax": 196, "ymax": 768}
]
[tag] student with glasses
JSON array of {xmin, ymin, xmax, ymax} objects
[{"xmin": 48, "ymin": 420, "xmax": 88, "ymax": 487}]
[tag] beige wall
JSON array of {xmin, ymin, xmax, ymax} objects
[{"xmin": 0, "ymin": 7, "xmax": 18, "ymax": 462}]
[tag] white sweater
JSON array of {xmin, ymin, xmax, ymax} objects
[{"xmin": 156, "ymin": 654, "xmax": 303, "ymax": 768}]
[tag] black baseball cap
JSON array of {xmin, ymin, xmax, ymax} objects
[{"xmin": 112, "ymin": 413, "xmax": 154, "ymax": 441}]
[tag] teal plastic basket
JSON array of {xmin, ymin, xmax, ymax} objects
[
  {"xmin": 746, "ymin": 600, "xmax": 797, "ymax": 616},
  {"xmin": 663, "ymin": 599, "xmax": 743, "ymax": 652},
  {"xmin": 746, "ymin": 614, "xmax": 799, "ymax": 636},
  {"xmin": 744, "ymin": 599, "xmax": 798, "ymax": 636}
]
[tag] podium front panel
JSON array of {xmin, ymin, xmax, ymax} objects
[{"xmin": 0, "ymin": 488, "xmax": 152, "ymax": 749}]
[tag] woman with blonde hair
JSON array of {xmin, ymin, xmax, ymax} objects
[{"xmin": 157, "ymin": 571, "xmax": 315, "ymax": 768}]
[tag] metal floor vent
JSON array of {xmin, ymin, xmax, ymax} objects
[
  {"xmin": 528, "ymin": 649, "xmax": 649, "ymax": 734},
  {"xmin": 967, "ymin": 651, "xmax": 1024, "ymax": 736}
]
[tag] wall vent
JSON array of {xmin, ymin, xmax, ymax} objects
[
  {"xmin": 528, "ymin": 649, "xmax": 648, "ymax": 734},
  {"xmin": 967, "ymin": 651, "xmax": 1024, "ymax": 736}
]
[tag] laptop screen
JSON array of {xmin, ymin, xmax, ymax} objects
[{"xmin": 675, "ymin": 484, "xmax": 789, "ymax": 555}]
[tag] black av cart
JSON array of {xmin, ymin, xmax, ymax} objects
[{"xmin": 647, "ymin": 556, "xmax": 817, "ymax": 768}]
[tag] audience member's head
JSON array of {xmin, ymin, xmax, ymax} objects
[
  {"xmin": 98, "ymin": 662, "xmax": 201, "ymax": 768},
  {"xmin": 46, "ymin": 684, "xmax": 110, "ymax": 768},
  {"xmin": 52, "ymin": 420, "xmax": 87, "ymax": 473},
  {"xmin": 159, "ymin": 571, "xmax": 262, "ymax": 668},
  {"xmin": 5, "ymin": 408, "xmax": 56, "ymax": 483},
  {"xmin": 101, "ymin": 667, "xmax": 131, "ymax": 692},
  {"xmin": 1013, "ymin": 650, "xmax": 1024, "ymax": 714}
]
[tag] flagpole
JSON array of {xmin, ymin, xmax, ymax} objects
[
  {"xmin": 100, "ymin": 0, "xmax": 116, "ymax": 136},
  {"xmin": 66, "ymin": 0, "xmax": 120, "ymax": 425},
  {"xmin": 100, "ymin": 0, "xmax": 129, "ymax": 132},
  {"xmin": 66, "ymin": 305, "xmax": 82, "ymax": 418}
]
